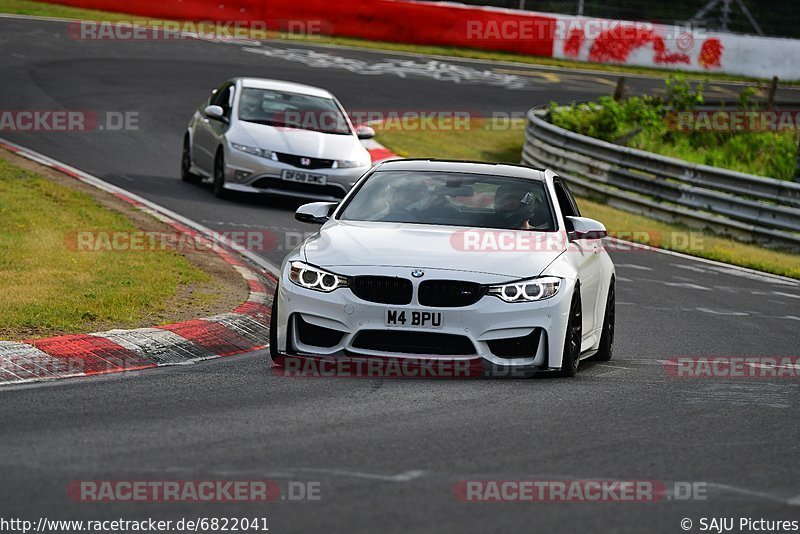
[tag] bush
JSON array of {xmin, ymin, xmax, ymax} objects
[{"xmin": 550, "ymin": 76, "xmax": 798, "ymax": 180}]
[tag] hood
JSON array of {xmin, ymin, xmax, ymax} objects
[
  {"xmin": 302, "ymin": 221, "xmax": 568, "ymax": 280},
  {"xmin": 233, "ymin": 121, "xmax": 368, "ymax": 160}
]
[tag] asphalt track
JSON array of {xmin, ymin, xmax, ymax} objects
[{"xmin": 1, "ymin": 16, "xmax": 799, "ymax": 533}]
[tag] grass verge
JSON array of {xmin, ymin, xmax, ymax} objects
[
  {"xmin": 375, "ymin": 120, "xmax": 800, "ymax": 279},
  {"xmin": 0, "ymin": 150, "xmax": 247, "ymax": 340},
  {"xmin": 0, "ymin": 0, "xmax": 794, "ymax": 85}
]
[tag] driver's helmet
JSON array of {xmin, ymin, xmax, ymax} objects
[{"xmin": 387, "ymin": 180, "xmax": 428, "ymax": 212}]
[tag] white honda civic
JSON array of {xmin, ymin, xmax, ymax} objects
[
  {"xmin": 182, "ymin": 77, "xmax": 374, "ymax": 200},
  {"xmin": 270, "ymin": 160, "xmax": 616, "ymax": 377}
]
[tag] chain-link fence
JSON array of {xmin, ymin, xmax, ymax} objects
[{"xmin": 421, "ymin": 0, "xmax": 799, "ymax": 39}]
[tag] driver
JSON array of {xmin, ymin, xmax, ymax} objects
[
  {"xmin": 239, "ymin": 91, "xmax": 263, "ymax": 120},
  {"xmin": 493, "ymin": 185, "xmax": 537, "ymax": 229},
  {"xmin": 382, "ymin": 181, "xmax": 428, "ymax": 221}
]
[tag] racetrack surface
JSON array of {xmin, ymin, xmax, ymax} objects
[{"xmin": 1, "ymin": 17, "xmax": 799, "ymax": 533}]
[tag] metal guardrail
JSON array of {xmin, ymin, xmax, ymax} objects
[{"xmin": 522, "ymin": 108, "xmax": 800, "ymax": 249}]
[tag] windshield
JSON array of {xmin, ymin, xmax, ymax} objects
[
  {"xmin": 339, "ymin": 170, "xmax": 556, "ymax": 231},
  {"xmin": 237, "ymin": 88, "xmax": 352, "ymax": 135}
]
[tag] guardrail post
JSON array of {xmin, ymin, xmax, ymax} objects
[
  {"xmin": 613, "ymin": 77, "xmax": 626, "ymax": 101},
  {"xmin": 767, "ymin": 76, "xmax": 779, "ymax": 109},
  {"xmin": 795, "ymin": 139, "xmax": 800, "ymax": 181}
]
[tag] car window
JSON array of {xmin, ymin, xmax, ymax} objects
[
  {"xmin": 237, "ymin": 88, "xmax": 352, "ymax": 135},
  {"xmin": 211, "ymin": 84, "xmax": 234, "ymax": 117},
  {"xmin": 553, "ymin": 179, "xmax": 581, "ymax": 219},
  {"xmin": 561, "ymin": 180, "xmax": 582, "ymax": 217},
  {"xmin": 339, "ymin": 171, "xmax": 555, "ymax": 231}
]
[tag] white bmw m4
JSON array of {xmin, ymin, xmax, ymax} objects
[{"xmin": 271, "ymin": 160, "xmax": 616, "ymax": 377}]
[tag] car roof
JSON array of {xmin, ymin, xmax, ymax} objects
[
  {"xmin": 237, "ymin": 78, "xmax": 334, "ymax": 99},
  {"xmin": 374, "ymin": 159, "xmax": 547, "ymax": 180}
]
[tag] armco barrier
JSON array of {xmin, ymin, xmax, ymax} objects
[{"xmin": 522, "ymin": 108, "xmax": 800, "ymax": 249}]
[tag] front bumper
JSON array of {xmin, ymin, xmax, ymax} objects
[
  {"xmin": 274, "ymin": 265, "xmax": 575, "ymax": 377},
  {"xmin": 225, "ymin": 149, "xmax": 369, "ymax": 201}
]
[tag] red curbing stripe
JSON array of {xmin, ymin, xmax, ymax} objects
[
  {"xmin": 261, "ymin": 270, "xmax": 279, "ymax": 283},
  {"xmin": 0, "ymin": 141, "xmax": 21, "ymax": 154},
  {"xmin": 29, "ymin": 335, "xmax": 156, "ymax": 376},
  {"xmin": 159, "ymin": 319, "xmax": 263, "ymax": 357},
  {"xmin": 368, "ymin": 147, "xmax": 398, "ymax": 163},
  {"xmin": 52, "ymin": 165, "xmax": 82, "ymax": 180},
  {"xmin": 247, "ymin": 279, "xmax": 268, "ymax": 294},
  {"xmin": 217, "ymin": 251, "xmax": 245, "ymax": 267},
  {"xmin": 111, "ymin": 191, "xmax": 143, "ymax": 207},
  {"xmin": 164, "ymin": 220, "xmax": 195, "ymax": 236},
  {"xmin": 233, "ymin": 301, "xmax": 272, "ymax": 320}
]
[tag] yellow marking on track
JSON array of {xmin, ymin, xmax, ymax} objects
[
  {"xmin": 562, "ymin": 74, "xmax": 618, "ymax": 88},
  {"xmin": 493, "ymin": 68, "xmax": 561, "ymax": 83},
  {"xmin": 706, "ymin": 84, "xmax": 741, "ymax": 98}
]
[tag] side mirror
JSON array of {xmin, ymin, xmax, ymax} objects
[
  {"xmin": 355, "ymin": 125, "xmax": 376, "ymax": 140},
  {"xmin": 296, "ymin": 202, "xmax": 338, "ymax": 224},
  {"xmin": 204, "ymin": 105, "xmax": 226, "ymax": 121},
  {"xmin": 564, "ymin": 216, "xmax": 607, "ymax": 240}
]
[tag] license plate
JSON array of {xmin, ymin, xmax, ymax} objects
[
  {"xmin": 282, "ymin": 170, "xmax": 327, "ymax": 185},
  {"xmin": 385, "ymin": 310, "xmax": 443, "ymax": 329}
]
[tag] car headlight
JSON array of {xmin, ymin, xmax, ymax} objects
[
  {"xmin": 289, "ymin": 261, "xmax": 348, "ymax": 293},
  {"xmin": 333, "ymin": 158, "xmax": 370, "ymax": 169},
  {"xmin": 231, "ymin": 143, "xmax": 277, "ymax": 160},
  {"xmin": 487, "ymin": 276, "xmax": 561, "ymax": 303}
]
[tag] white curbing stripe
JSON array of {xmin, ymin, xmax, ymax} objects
[
  {"xmin": 247, "ymin": 292, "xmax": 271, "ymax": 304},
  {"xmin": 204, "ymin": 313, "xmax": 272, "ymax": 345},
  {"xmin": 92, "ymin": 328, "xmax": 216, "ymax": 365},
  {"xmin": 233, "ymin": 265, "xmax": 260, "ymax": 281},
  {"xmin": 0, "ymin": 341, "xmax": 85, "ymax": 382},
  {"xmin": 0, "ymin": 342, "xmax": 63, "ymax": 380}
]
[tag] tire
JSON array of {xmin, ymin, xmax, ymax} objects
[
  {"xmin": 558, "ymin": 287, "xmax": 582, "ymax": 377},
  {"xmin": 180, "ymin": 136, "xmax": 202, "ymax": 184},
  {"xmin": 593, "ymin": 277, "xmax": 615, "ymax": 362},
  {"xmin": 269, "ymin": 283, "xmax": 283, "ymax": 365},
  {"xmin": 212, "ymin": 150, "xmax": 228, "ymax": 198}
]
